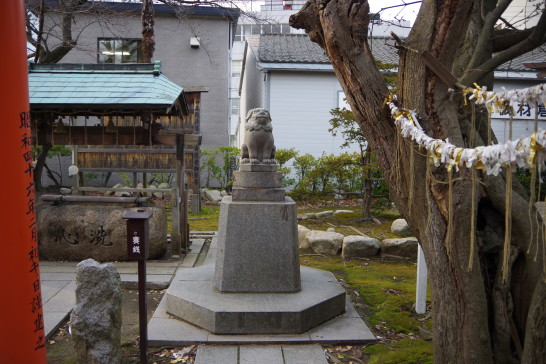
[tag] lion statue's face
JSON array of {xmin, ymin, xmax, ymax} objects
[{"xmin": 246, "ymin": 108, "xmax": 271, "ymax": 125}]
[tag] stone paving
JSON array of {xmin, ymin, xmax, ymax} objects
[
  {"xmin": 41, "ymin": 231, "xmax": 375, "ymax": 363},
  {"xmin": 40, "ymin": 238, "xmax": 207, "ymax": 339}
]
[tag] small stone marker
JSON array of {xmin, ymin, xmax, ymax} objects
[{"xmin": 70, "ymin": 259, "xmax": 121, "ymax": 364}]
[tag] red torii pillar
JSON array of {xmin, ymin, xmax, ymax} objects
[{"xmin": 0, "ymin": 1, "xmax": 47, "ymax": 362}]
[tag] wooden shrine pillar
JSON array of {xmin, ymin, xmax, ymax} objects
[{"xmin": 0, "ymin": 1, "xmax": 47, "ymax": 362}]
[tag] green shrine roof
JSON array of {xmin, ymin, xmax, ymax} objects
[{"xmin": 28, "ymin": 62, "xmax": 187, "ymax": 114}]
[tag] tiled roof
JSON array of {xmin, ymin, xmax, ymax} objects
[
  {"xmin": 28, "ymin": 63, "xmax": 185, "ymax": 112},
  {"xmin": 256, "ymin": 33, "xmax": 544, "ymax": 74},
  {"xmin": 498, "ymin": 44, "xmax": 546, "ymax": 72},
  {"xmin": 257, "ymin": 34, "xmax": 399, "ymax": 65}
]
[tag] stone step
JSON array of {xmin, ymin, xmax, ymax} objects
[{"xmin": 194, "ymin": 345, "xmax": 327, "ymax": 364}]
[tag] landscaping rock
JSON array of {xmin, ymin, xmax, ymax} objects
[
  {"xmin": 316, "ymin": 210, "xmax": 334, "ymax": 218},
  {"xmin": 37, "ymin": 205, "xmax": 167, "ymax": 261},
  {"xmin": 153, "ymin": 190, "xmax": 164, "ymax": 199},
  {"xmin": 342, "ymin": 235, "xmax": 380, "ymax": 260},
  {"xmin": 147, "ymin": 184, "xmax": 157, "ymax": 198},
  {"xmin": 220, "ymin": 190, "xmax": 228, "ymax": 196},
  {"xmin": 60, "ymin": 187, "xmax": 72, "ymax": 195},
  {"xmin": 106, "ymin": 183, "xmax": 122, "ymax": 196},
  {"xmin": 307, "ymin": 230, "xmax": 344, "ymax": 255},
  {"xmin": 114, "ymin": 186, "xmax": 131, "ymax": 197},
  {"xmin": 391, "ymin": 219, "xmax": 413, "ymax": 236},
  {"xmin": 381, "ymin": 237, "xmax": 419, "ymax": 259},
  {"xmin": 71, "ymin": 259, "xmax": 121, "ymax": 364},
  {"xmin": 298, "ymin": 225, "xmax": 311, "ymax": 249},
  {"xmin": 334, "ymin": 210, "xmax": 353, "ymax": 214},
  {"xmin": 158, "ymin": 182, "xmax": 171, "ymax": 190},
  {"xmin": 298, "ymin": 213, "xmax": 317, "ymax": 220},
  {"xmin": 205, "ymin": 189, "xmax": 223, "ymax": 203},
  {"xmin": 327, "ymin": 227, "xmax": 336, "ymax": 232}
]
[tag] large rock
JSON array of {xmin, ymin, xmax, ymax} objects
[
  {"xmin": 37, "ymin": 205, "xmax": 167, "ymax": 261},
  {"xmin": 391, "ymin": 219, "xmax": 413, "ymax": 236},
  {"xmin": 381, "ymin": 237, "xmax": 419, "ymax": 259},
  {"xmin": 157, "ymin": 182, "xmax": 171, "ymax": 190},
  {"xmin": 71, "ymin": 259, "xmax": 121, "ymax": 364},
  {"xmin": 114, "ymin": 186, "xmax": 131, "ymax": 197},
  {"xmin": 204, "ymin": 189, "xmax": 223, "ymax": 203},
  {"xmin": 342, "ymin": 235, "xmax": 380, "ymax": 260},
  {"xmin": 307, "ymin": 230, "xmax": 344, "ymax": 255},
  {"xmin": 147, "ymin": 184, "xmax": 157, "ymax": 197},
  {"xmin": 298, "ymin": 225, "xmax": 311, "ymax": 249}
]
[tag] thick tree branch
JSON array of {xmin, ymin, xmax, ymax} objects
[
  {"xmin": 461, "ymin": 6, "xmax": 546, "ymax": 85},
  {"xmin": 493, "ymin": 28, "xmax": 534, "ymax": 52},
  {"xmin": 462, "ymin": 0, "xmax": 512, "ymax": 82}
]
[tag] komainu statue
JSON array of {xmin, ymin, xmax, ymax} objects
[{"xmin": 241, "ymin": 108, "xmax": 276, "ymax": 164}]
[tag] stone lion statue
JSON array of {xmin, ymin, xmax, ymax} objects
[{"xmin": 241, "ymin": 108, "xmax": 276, "ymax": 164}]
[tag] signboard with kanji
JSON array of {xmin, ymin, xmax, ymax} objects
[{"xmin": 123, "ymin": 210, "xmax": 152, "ymax": 261}]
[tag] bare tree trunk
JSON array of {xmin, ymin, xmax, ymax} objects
[
  {"xmin": 142, "ymin": 0, "xmax": 155, "ymax": 63},
  {"xmin": 34, "ymin": 144, "xmax": 52, "ymax": 192},
  {"xmin": 290, "ymin": 0, "xmax": 545, "ymax": 362}
]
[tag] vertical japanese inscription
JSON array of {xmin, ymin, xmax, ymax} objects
[{"xmin": 20, "ymin": 110, "xmax": 45, "ymax": 350}]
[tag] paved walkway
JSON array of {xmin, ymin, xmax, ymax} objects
[
  {"xmin": 40, "ymin": 237, "xmax": 208, "ymax": 338},
  {"xmin": 41, "ymin": 231, "xmax": 374, "ymax": 363},
  {"xmin": 195, "ymin": 344, "xmax": 328, "ymax": 364}
]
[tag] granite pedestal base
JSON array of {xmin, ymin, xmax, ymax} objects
[
  {"xmin": 214, "ymin": 196, "xmax": 300, "ymax": 293},
  {"xmin": 165, "ymin": 265, "xmax": 346, "ymax": 334}
]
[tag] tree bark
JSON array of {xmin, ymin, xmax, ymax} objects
[
  {"xmin": 34, "ymin": 144, "xmax": 52, "ymax": 192},
  {"xmin": 290, "ymin": 0, "xmax": 544, "ymax": 362},
  {"xmin": 142, "ymin": 0, "xmax": 155, "ymax": 63}
]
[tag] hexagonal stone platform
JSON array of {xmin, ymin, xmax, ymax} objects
[{"xmin": 165, "ymin": 265, "xmax": 346, "ymax": 334}]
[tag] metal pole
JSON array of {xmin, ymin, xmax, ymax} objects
[{"xmin": 0, "ymin": 1, "xmax": 47, "ymax": 362}]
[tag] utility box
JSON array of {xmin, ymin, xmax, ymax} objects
[{"xmin": 123, "ymin": 209, "xmax": 153, "ymax": 261}]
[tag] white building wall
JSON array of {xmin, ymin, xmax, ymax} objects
[
  {"xmin": 268, "ymin": 71, "xmax": 358, "ymax": 156},
  {"xmin": 238, "ymin": 45, "xmax": 266, "ymax": 146},
  {"xmin": 491, "ymin": 77, "xmax": 546, "ymax": 143}
]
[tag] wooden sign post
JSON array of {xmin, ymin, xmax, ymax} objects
[{"xmin": 123, "ymin": 209, "xmax": 153, "ymax": 364}]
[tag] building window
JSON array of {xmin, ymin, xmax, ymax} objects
[
  {"xmin": 230, "ymin": 98, "xmax": 240, "ymax": 116},
  {"xmin": 98, "ymin": 38, "xmax": 142, "ymax": 63},
  {"xmin": 231, "ymin": 60, "xmax": 242, "ymax": 78}
]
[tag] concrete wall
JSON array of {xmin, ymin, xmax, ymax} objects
[{"xmin": 43, "ymin": 10, "xmax": 234, "ymax": 150}]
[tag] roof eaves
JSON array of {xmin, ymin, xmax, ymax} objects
[{"xmin": 257, "ymin": 62, "xmax": 334, "ymax": 72}]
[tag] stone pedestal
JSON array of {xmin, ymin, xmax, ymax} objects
[
  {"xmin": 214, "ymin": 196, "xmax": 300, "ymax": 292},
  {"xmin": 166, "ymin": 162, "xmax": 346, "ymax": 334}
]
